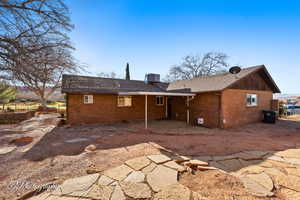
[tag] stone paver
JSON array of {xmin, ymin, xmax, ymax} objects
[
  {"xmin": 285, "ymin": 167, "xmax": 300, "ymax": 177},
  {"xmin": 0, "ymin": 146, "xmax": 16, "ymax": 155},
  {"xmin": 98, "ymin": 175, "xmax": 114, "ymax": 186},
  {"xmin": 263, "ymin": 154, "xmax": 285, "ymax": 162},
  {"xmin": 263, "ymin": 167, "xmax": 286, "ymax": 178},
  {"xmin": 30, "ymin": 194, "xmax": 80, "ymax": 200},
  {"xmin": 240, "ymin": 176, "xmax": 274, "ymax": 197},
  {"xmin": 120, "ymin": 181, "xmax": 152, "ymax": 199},
  {"xmin": 245, "ymin": 172, "xmax": 274, "ymax": 191},
  {"xmin": 186, "ymin": 159, "xmax": 208, "ymax": 166},
  {"xmin": 142, "ymin": 162, "xmax": 157, "ymax": 174},
  {"xmin": 148, "ymin": 154, "xmax": 171, "ymax": 164},
  {"xmin": 163, "ymin": 161, "xmax": 186, "ymax": 172},
  {"xmin": 147, "ymin": 165, "xmax": 178, "ymax": 192},
  {"xmin": 123, "ymin": 171, "xmax": 145, "ymax": 183},
  {"xmin": 125, "ymin": 156, "xmax": 151, "ymax": 170},
  {"xmin": 31, "ymin": 150, "xmax": 300, "ymax": 200},
  {"xmin": 110, "ymin": 185, "xmax": 126, "ymax": 200},
  {"xmin": 86, "ymin": 185, "xmax": 114, "ymax": 200},
  {"xmin": 153, "ymin": 184, "xmax": 191, "ymax": 200},
  {"xmin": 235, "ymin": 165, "xmax": 265, "ymax": 175},
  {"xmin": 103, "ymin": 164, "xmax": 133, "ymax": 181},
  {"xmin": 54, "ymin": 173, "xmax": 99, "ymax": 196},
  {"xmin": 284, "ymin": 158, "xmax": 300, "ymax": 165},
  {"xmin": 275, "ymin": 149, "xmax": 300, "ymax": 159},
  {"xmin": 276, "ymin": 174, "xmax": 300, "ymax": 192}
]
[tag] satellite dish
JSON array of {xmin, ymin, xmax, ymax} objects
[{"xmin": 229, "ymin": 66, "xmax": 241, "ymax": 74}]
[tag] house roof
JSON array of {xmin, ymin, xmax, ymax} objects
[
  {"xmin": 167, "ymin": 65, "xmax": 281, "ymax": 93},
  {"xmin": 61, "ymin": 74, "xmax": 172, "ymax": 94},
  {"xmin": 62, "ymin": 65, "xmax": 280, "ymax": 95}
]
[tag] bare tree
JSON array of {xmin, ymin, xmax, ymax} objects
[
  {"xmin": 9, "ymin": 45, "xmax": 78, "ymax": 106},
  {"xmin": 0, "ymin": 0, "xmax": 81, "ymax": 106},
  {"xmin": 165, "ymin": 52, "xmax": 229, "ymax": 82}
]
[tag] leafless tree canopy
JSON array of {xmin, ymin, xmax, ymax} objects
[
  {"xmin": 0, "ymin": 0, "xmax": 80, "ymax": 105},
  {"xmin": 165, "ymin": 52, "xmax": 229, "ymax": 82}
]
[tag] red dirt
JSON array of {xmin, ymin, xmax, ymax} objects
[{"xmin": 0, "ymin": 115, "xmax": 300, "ymax": 199}]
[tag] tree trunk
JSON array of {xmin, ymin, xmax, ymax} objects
[{"xmin": 41, "ymin": 98, "xmax": 47, "ymax": 109}]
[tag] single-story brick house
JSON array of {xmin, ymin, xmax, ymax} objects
[{"xmin": 62, "ymin": 65, "xmax": 280, "ymax": 128}]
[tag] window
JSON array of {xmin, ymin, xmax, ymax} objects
[
  {"xmin": 84, "ymin": 95, "xmax": 93, "ymax": 104},
  {"xmin": 118, "ymin": 96, "xmax": 132, "ymax": 107},
  {"xmin": 156, "ymin": 96, "xmax": 164, "ymax": 105},
  {"xmin": 247, "ymin": 94, "xmax": 257, "ymax": 107}
]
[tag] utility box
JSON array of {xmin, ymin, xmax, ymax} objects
[
  {"xmin": 145, "ymin": 73, "xmax": 160, "ymax": 83},
  {"xmin": 262, "ymin": 110, "xmax": 276, "ymax": 124}
]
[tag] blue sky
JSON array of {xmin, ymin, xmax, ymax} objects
[{"xmin": 66, "ymin": 0, "xmax": 300, "ymax": 94}]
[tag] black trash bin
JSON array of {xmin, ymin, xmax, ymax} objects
[{"xmin": 262, "ymin": 110, "xmax": 276, "ymax": 124}]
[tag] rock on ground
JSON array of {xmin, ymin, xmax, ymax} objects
[
  {"xmin": 245, "ymin": 172, "xmax": 274, "ymax": 192},
  {"xmin": 147, "ymin": 154, "xmax": 171, "ymax": 164},
  {"xmin": 0, "ymin": 146, "xmax": 16, "ymax": 155},
  {"xmin": 54, "ymin": 173, "xmax": 99, "ymax": 196},
  {"xmin": 125, "ymin": 156, "xmax": 151, "ymax": 170},
  {"xmin": 103, "ymin": 164, "xmax": 133, "ymax": 181},
  {"xmin": 120, "ymin": 181, "xmax": 152, "ymax": 199},
  {"xmin": 98, "ymin": 175, "xmax": 114, "ymax": 186},
  {"xmin": 123, "ymin": 171, "xmax": 145, "ymax": 183},
  {"xmin": 240, "ymin": 176, "xmax": 274, "ymax": 197},
  {"xmin": 147, "ymin": 165, "xmax": 178, "ymax": 192}
]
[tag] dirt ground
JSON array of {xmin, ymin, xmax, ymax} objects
[
  {"xmin": 0, "ymin": 114, "xmax": 300, "ymax": 199},
  {"xmin": 179, "ymin": 170, "xmax": 269, "ymax": 200}
]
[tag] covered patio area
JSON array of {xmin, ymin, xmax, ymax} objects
[{"xmin": 118, "ymin": 91, "xmax": 195, "ymax": 129}]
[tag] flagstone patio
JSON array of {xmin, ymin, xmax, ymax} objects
[{"xmin": 29, "ymin": 148, "xmax": 300, "ymax": 200}]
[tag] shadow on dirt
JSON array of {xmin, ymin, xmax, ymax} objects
[{"xmin": 22, "ymin": 118, "xmax": 300, "ymax": 173}]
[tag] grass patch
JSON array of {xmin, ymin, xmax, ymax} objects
[{"xmin": 0, "ymin": 101, "xmax": 66, "ymax": 111}]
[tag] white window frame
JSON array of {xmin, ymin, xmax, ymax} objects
[
  {"xmin": 84, "ymin": 95, "xmax": 93, "ymax": 104},
  {"xmin": 117, "ymin": 95, "xmax": 132, "ymax": 107},
  {"xmin": 156, "ymin": 96, "xmax": 164, "ymax": 106},
  {"xmin": 246, "ymin": 94, "xmax": 258, "ymax": 107}
]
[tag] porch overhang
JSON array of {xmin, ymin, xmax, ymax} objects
[
  {"xmin": 118, "ymin": 91, "xmax": 195, "ymax": 96},
  {"xmin": 118, "ymin": 91, "xmax": 195, "ymax": 129}
]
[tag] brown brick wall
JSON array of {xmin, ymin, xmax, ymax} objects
[
  {"xmin": 67, "ymin": 94, "xmax": 165, "ymax": 124},
  {"xmin": 220, "ymin": 89, "xmax": 273, "ymax": 128},
  {"xmin": 171, "ymin": 92, "xmax": 221, "ymax": 128},
  {"xmin": 271, "ymin": 99, "xmax": 279, "ymax": 111}
]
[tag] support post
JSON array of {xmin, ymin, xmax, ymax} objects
[
  {"xmin": 186, "ymin": 96, "xmax": 189, "ymax": 124},
  {"xmin": 145, "ymin": 95, "xmax": 148, "ymax": 129},
  {"xmin": 165, "ymin": 96, "xmax": 168, "ymax": 118}
]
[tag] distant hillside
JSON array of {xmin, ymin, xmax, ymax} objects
[
  {"xmin": 15, "ymin": 87, "xmax": 64, "ymax": 101},
  {"xmin": 273, "ymin": 93, "xmax": 300, "ymax": 100}
]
